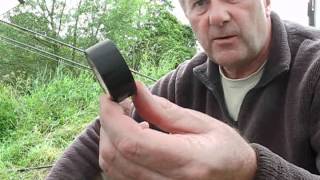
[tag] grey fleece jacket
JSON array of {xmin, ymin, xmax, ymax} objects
[{"xmin": 47, "ymin": 13, "xmax": 320, "ymax": 179}]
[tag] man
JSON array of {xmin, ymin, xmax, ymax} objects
[{"xmin": 47, "ymin": 0, "xmax": 320, "ymax": 179}]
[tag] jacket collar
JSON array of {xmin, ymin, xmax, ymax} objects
[{"xmin": 193, "ymin": 12, "xmax": 291, "ymax": 89}]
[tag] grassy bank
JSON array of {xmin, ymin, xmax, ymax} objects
[{"xmin": 0, "ymin": 69, "xmax": 101, "ymax": 179}]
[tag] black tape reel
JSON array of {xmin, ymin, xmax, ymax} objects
[{"xmin": 85, "ymin": 39, "xmax": 136, "ymax": 102}]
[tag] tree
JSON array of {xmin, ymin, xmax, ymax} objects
[{"xmin": 0, "ymin": 0, "xmax": 196, "ymax": 83}]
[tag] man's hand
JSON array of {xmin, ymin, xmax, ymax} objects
[{"xmin": 99, "ymin": 82, "xmax": 257, "ymax": 180}]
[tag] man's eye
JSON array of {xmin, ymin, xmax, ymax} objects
[
  {"xmin": 189, "ymin": 0, "xmax": 209, "ymax": 15},
  {"xmin": 194, "ymin": 0, "xmax": 207, "ymax": 7},
  {"xmin": 227, "ymin": 0, "xmax": 239, "ymax": 4}
]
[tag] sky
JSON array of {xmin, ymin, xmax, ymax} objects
[
  {"xmin": 0, "ymin": 0, "xmax": 20, "ymax": 15},
  {"xmin": 0, "ymin": 0, "xmax": 312, "ymax": 26}
]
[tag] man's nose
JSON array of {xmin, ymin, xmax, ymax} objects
[{"xmin": 208, "ymin": 2, "xmax": 231, "ymax": 27}]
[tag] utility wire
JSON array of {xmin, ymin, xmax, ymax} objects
[
  {"xmin": 0, "ymin": 35, "xmax": 91, "ymax": 70},
  {"xmin": 16, "ymin": 165, "xmax": 52, "ymax": 172},
  {"xmin": 0, "ymin": 20, "xmax": 85, "ymax": 53},
  {"xmin": 0, "ymin": 20, "xmax": 157, "ymax": 82},
  {"xmin": 128, "ymin": 68, "xmax": 157, "ymax": 82},
  {"xmin": 7, "ymin": 165, "xmax": 53, "ymax": 173},
  {"xmin": 1, "ymin": 22, "xmax": 64, "ymax": 50},
  {"xmin": 0, "ymin": 38, "xmax": 88, "ymax": 71}
]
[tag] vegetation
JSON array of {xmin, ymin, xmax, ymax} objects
[
  {"xmin": 0, "ymin": 70, "xmax": 101, "ymax": 179},
  {"xmin": 0, "ymin": 0, "xmax": 196, "ymax": 179}
]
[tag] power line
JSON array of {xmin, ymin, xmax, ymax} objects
[
  {"xmin": 16, "ymin": 165, "xmax": 52, "ymax": 172},
  {"xmin": 0, "ymin": 38, "xmax": 88, "ymax": 71},
  {"xmin": 0, "ymin": 35, "xmax": 157, "ymax": 82},
  {"xmin": 0, "ymin": 20, "xmax": 85, "ymax": 53},
  {"xmin": 0, "ymin": 20, "xmax": 157, "ymax": 82},
  {"xmin": 0, "ymin": 35, "xmax": 91, "ymax": 70},
  {"xmin": 128, "ymin": 67, "xmax": 157, "ymax": 82},
  {"xmin": 7, "ymin": 165, "xmax": 52, "ymax": 173}
]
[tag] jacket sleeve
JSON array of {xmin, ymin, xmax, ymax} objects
[
  {"xmin": 251, "ymin": 144, "xmax": 320, "ymax": 180},
  {"xmin": 46, "ymin": 119, "xmax": 102, "ymax": 180},
  {"xmin": 310, "ymin": 76, "xmax": 320, "ymax": 178},
  {"xmin": 251, "ymin": 77, "xmax": 320, "ymax": 180}
]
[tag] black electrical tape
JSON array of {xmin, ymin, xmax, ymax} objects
[{"xmin": 85, "ymin": 39, "xmax": 136, "ymax": 102}]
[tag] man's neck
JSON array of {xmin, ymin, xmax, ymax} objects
[{"xmin": 221, "ymin": 53, "xmax": 268, "ymax": 79}]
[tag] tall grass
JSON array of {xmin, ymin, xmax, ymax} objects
[
  {"xmin": 0, "ymin": 61, "xmax": 170, "ymax": 179},
  {"xmin": 0, "ymin": 67, "xmax": 101, "ymax": 179}
]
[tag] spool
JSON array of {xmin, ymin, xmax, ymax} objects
[{"xmin": 85, "ymin": 39, "xmax": 136, "ymax": 102}]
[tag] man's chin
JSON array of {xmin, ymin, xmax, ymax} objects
[{"xmin": 209, "ymin": 51, "xmax": 244, "ymax": 66}]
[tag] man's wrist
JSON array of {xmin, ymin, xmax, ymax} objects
[{"xmin": 239, "ymin": 145, "xmax": 257, "ymax": 180}]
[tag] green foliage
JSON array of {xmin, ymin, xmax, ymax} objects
[
  {"xmin": 0, "ymin": 86, "xmax": 18, "ymax": 141},
  {"xmin": 0, "ymin": 0, "xmax": 196, "ymax": 179},
  {"xmin": 0, "ymin": 0, "xmax": 196, "ymax": 83},
  {"xmin": 100, "ymin": 0, "xmax": 196, "ymax": 78},
  {"xmin": 0, "ymin": 67, "xmax": 101, "ymax": 179},
  {"xmin": 127, "ymin": 8, "xmax": 196, "ymax": 79}
]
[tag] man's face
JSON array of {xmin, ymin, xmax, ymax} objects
[{"xmin": 182, "ymin": 0, "xmax": 271, "ymax": 68}]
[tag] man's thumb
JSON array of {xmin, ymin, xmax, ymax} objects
[{"xmin": 133, "ymin": 81, "xmax": 212, "ymax": 134}]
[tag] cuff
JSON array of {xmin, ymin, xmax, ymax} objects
[{"xmin": 251, "ymin": 143, "xmax": 285, "ymax": 180}]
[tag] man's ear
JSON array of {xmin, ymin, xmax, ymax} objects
[
  {"xmin": 179, "ymin": 0, "xmax": 185, "ymax": 9},
  {"xmin": 264, "ymin": 0, "xmax": 271, "ymax": 17},
  {"xmin": 179, "ymin": 0, "xmax": 189, "ymax": 18}
]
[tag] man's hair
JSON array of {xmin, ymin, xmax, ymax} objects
[{"xmin": 179, "ymin": 0, "xmax": 185, "ymax": 10}]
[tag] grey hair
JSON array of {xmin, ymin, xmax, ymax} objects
[{"xmin": 179, "ymin": 0, "xmax": 186, "ymax": 10}]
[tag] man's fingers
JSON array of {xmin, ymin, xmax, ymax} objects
[
  {"xmin": 119, "ymin": 98, "xmax": 134, "ymax": 116},
  {"xmin": 99, "ymin": 94, "xmax": 181, "ymax": 164},
  {"xmin": 100, "ymin": 94, "xmax": 143, "ymax": 143},
  {"xmin": 133, "ymin": 81, "xmax": 214, "ymax": 133},
  {"xmin": 99, "ymin": 128, "xmax": 133, "ymax": 180},
  {"xmin": 99, "ymin": 91, "xmax": 191, "ymax": 176},
  {"xmin": 100, "ymin": 94, "xmax": 126, "ymax": 117},
  {"xmin": 99, "ymin": 143, "xmax": 128, "ymax": 180},
  {"xmin": 99, "ymin": 127, "xmax": 168, "ymax": 180}
]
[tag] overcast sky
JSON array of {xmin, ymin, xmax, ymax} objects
[{"xmin": 0, "ymin": 0, "xmax": 311, "ymax": 26}]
